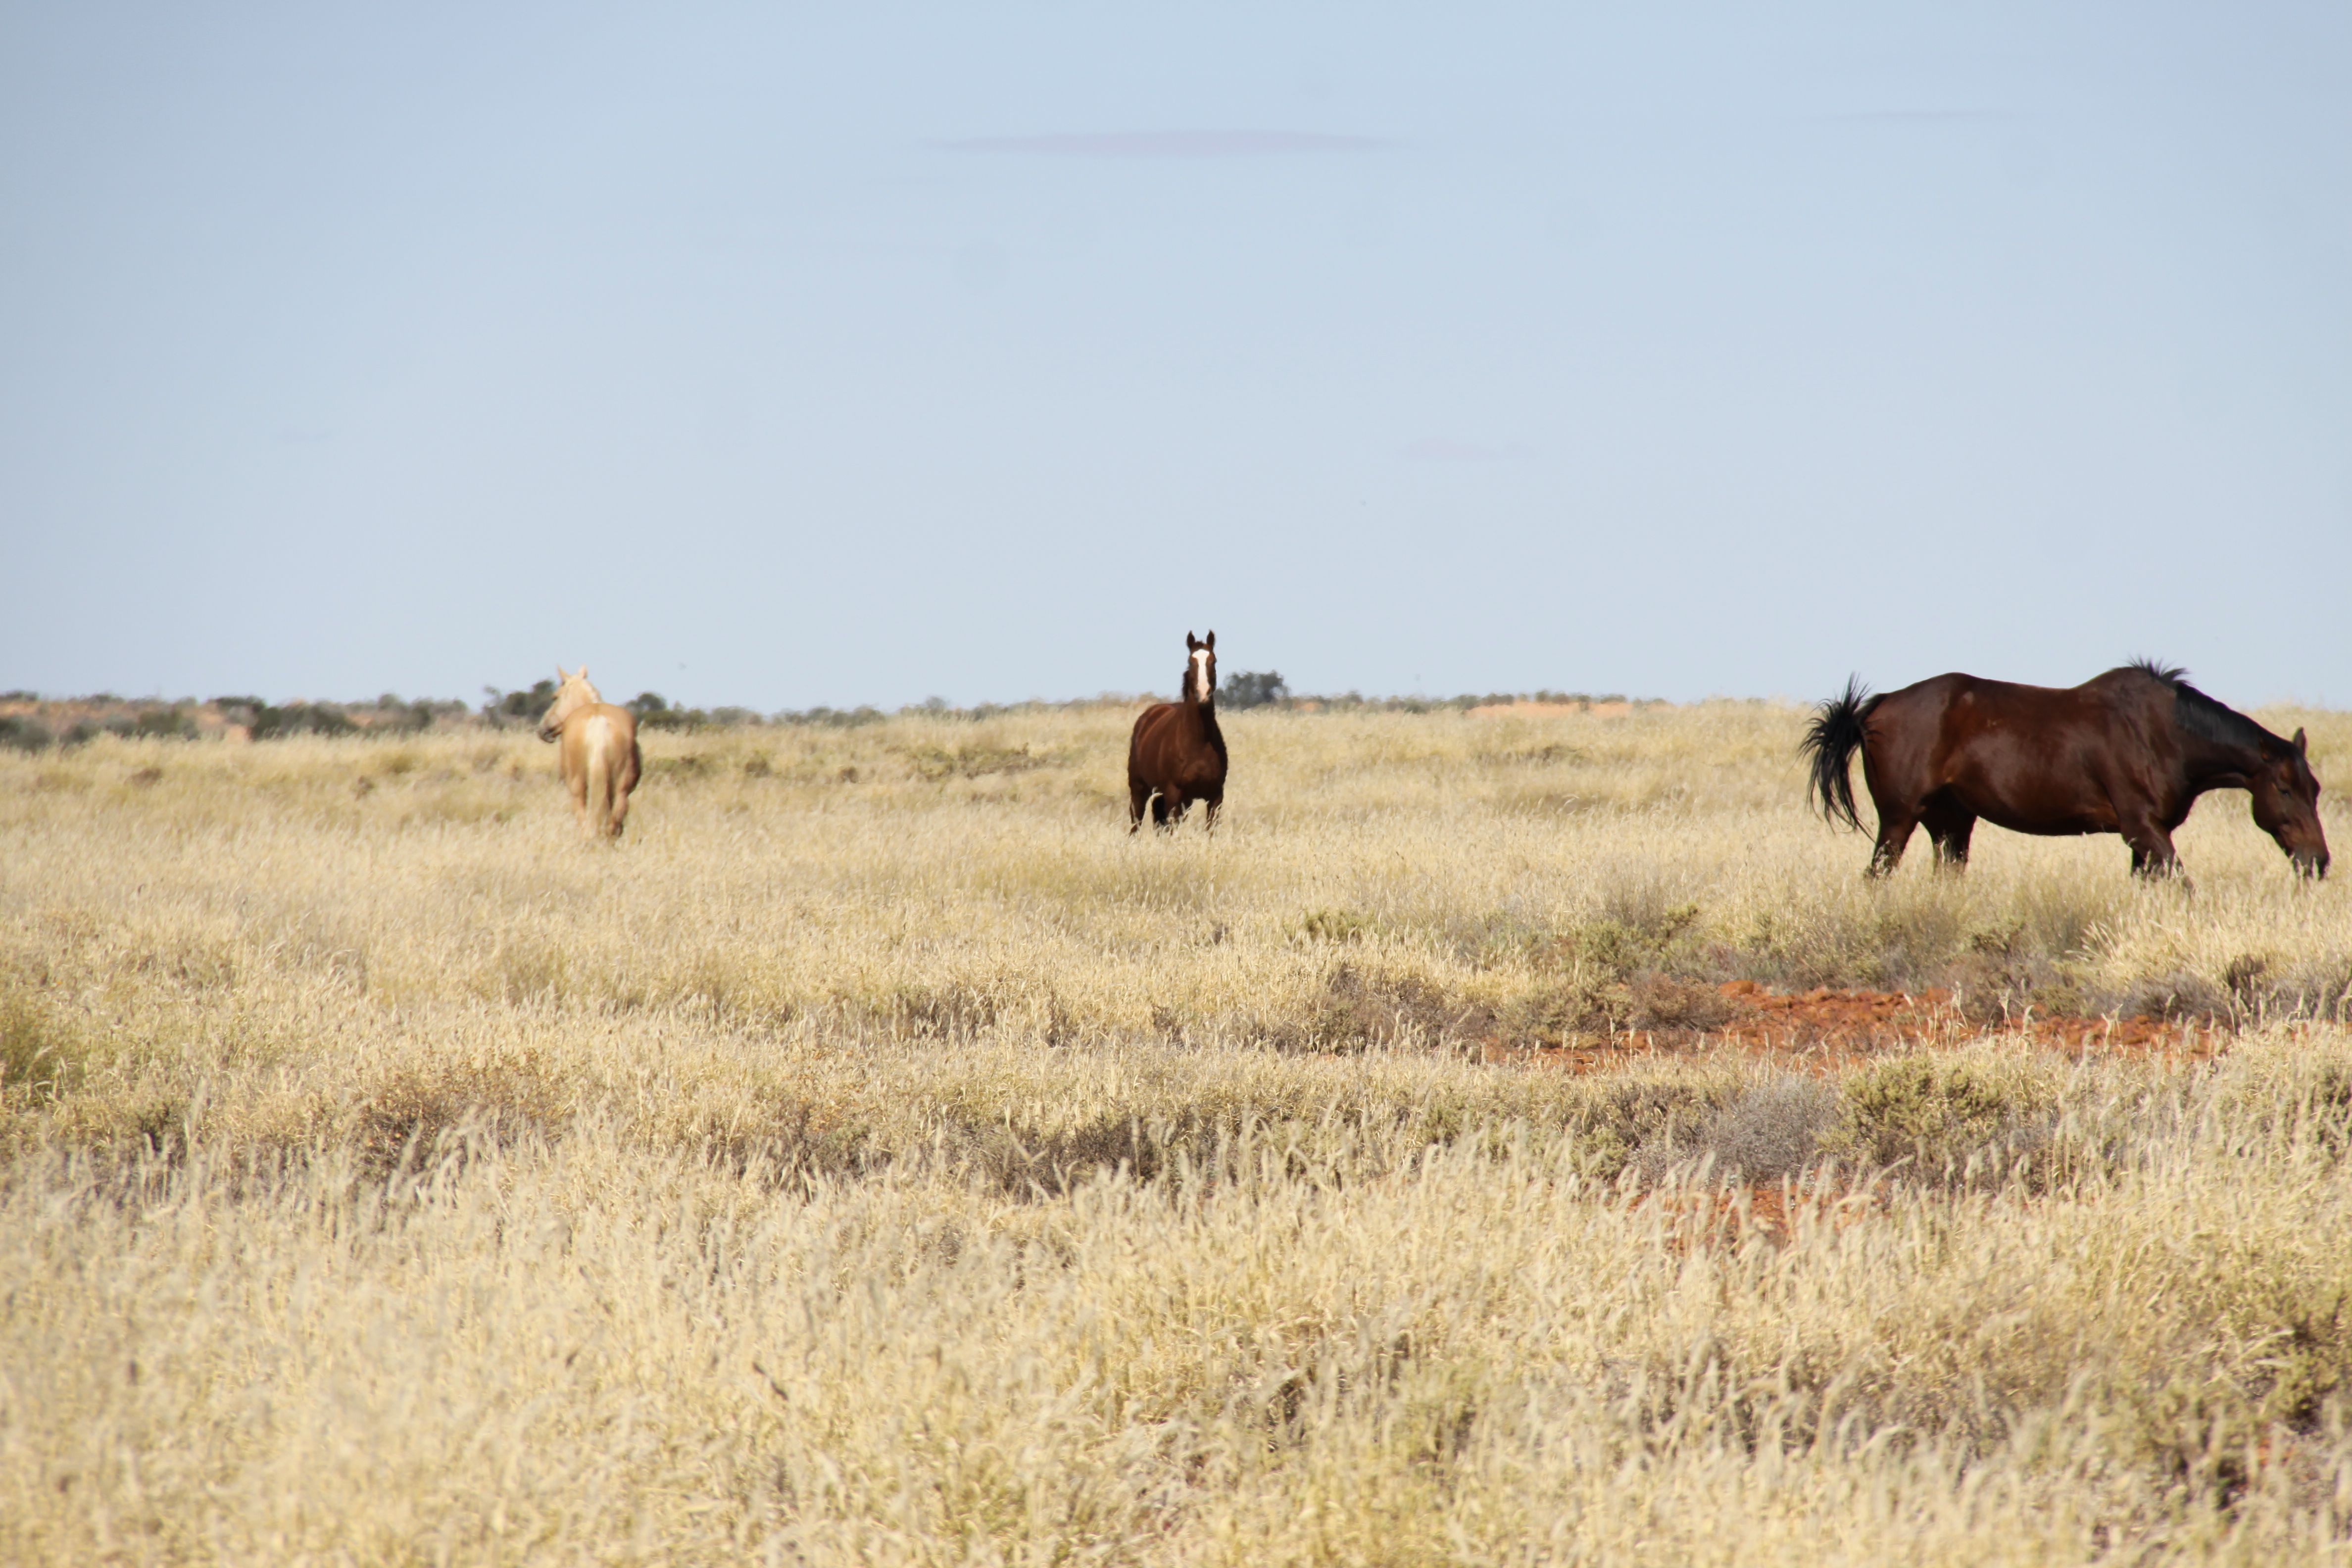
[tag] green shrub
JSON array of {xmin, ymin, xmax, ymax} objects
[
  {"xmin": 1299, "ymin": 908, "xmax": 1377, "ymax": 944},
  {"xmin": 773, "ymin": 705, "xmax": 885, "ymax": 728},
  {"xmin": 131, "ymin": 707, "xmax": 199, "ymax": 740},
  {"xmin": 480, "ymin": 680, "xmax": 558, "ymax": 729},
  {"xmin": 1224, "ymin": 671, "xmax": 1289, "ymax": 709},
  {"xmin": 0, "ymin": 989, "xmax": 81, "ymax": 1103},
  {"xmin": 1826, "ymin": 1051, "xmax": 2057, "ymax": 1180}
]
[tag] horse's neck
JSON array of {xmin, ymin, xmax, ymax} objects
[
  {"xmin": 1181, "ymin": 692, "xmax": 1225, "ymax": 755},
  {"xmin": 2179, "ymin": 728, "xmax": 2262, "ymax": 791}
]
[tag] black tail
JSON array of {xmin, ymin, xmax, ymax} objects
[{"xmin": 1801, "ymin": 677, "xmax": 1875, "ymax": 832}]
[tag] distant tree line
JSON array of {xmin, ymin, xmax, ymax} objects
[
  {"xmin": 0, "ymin": 679, "xmax": 1659, "ymax": 751},
  {"xmin": 1215, "ymin": 672, "xmax": 1639, "ymax": 714},
  {"xmin": 0, "ymin": 691, "xmax": 470, "ymax": 751}
]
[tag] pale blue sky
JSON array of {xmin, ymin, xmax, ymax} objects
[{"xmin": 3, "ymin": 3, "xmax": 2347, "ymax": 708}]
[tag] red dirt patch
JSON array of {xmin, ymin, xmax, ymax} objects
[
  {"xmin": 1638, "ymin": 1184, "xmax": 1887, "ymax": 1247},
  {"xmin": 1483, "ymin": 980, "xmax": 2227, "ymax": 1073}
]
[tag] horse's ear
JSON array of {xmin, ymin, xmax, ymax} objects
[
  {"xmin": 1204, "ymin": 630, "xmax": 1215, "ymax": 650},
  {"xmin": 556, "ymin": 665, "xmax": 568, "ymax": 682},
  {"xmin": 1186, "ymin": 632, "xmax": 1200, "ymax": 651},
  {"xmin": 2294, "ymin": 728, "xmax": 2308, "ymax": 756},
  {"xmin": 579, "ymin": 666, "xmax": 589, "ymax": 681}
]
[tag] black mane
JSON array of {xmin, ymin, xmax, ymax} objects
[
  {"xmin": 2126, "ymin": 658, "xmax": 2276, "ymax": 755},
  {"xmin": 2126, "ymin": 656, "xmax": 2188, "ymax": 686},
  {"xmin": 1198, "ymin": 703, "xmax": 1228, "ymax": 766}
]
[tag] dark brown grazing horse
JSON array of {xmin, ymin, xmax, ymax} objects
[
  {"xmin": 1128, "ymin": 630, "xmax": 1228, "ymax": 832},
  {"xmin": 1804, "ymin": 660, "xmax": 2327, "ymax": 879}
]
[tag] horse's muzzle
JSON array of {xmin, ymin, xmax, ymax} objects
[
  {"xmin": 2295, "ymin": 849, "xmax": 2330, "ymax": 880},
  {"xmin": 536, "ymin": 725, "xmax": 561, "ymax": 744}
]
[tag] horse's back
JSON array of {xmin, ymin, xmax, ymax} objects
[
  {"xmin": 1867, "ymin": 668, "xmax": 2175, "ymax": 835},
  {"xmin": 1878, "ymin": 670, "xmax": 2163, "ymax": 746},
  {"xmin": 564, "ymin": 702, "xmax": 638, "ymax": 749}
]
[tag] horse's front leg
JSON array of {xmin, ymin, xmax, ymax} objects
[
  {"xmin": 2126, "ymin": 826, "xmax": 2183, "ymax": 879},
  {"xmin": 1200, "ymin": 792, "xmax": 1222, "ymax": 833},
  {"xmin": 1922, "ymin": 803, "xmax": 1974, "ymax": 873}
]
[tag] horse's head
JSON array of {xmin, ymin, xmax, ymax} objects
[
  {"xmin": 537, "ymin": 665, "xmax": 601, "ymax": 743},
  {"xmin": 2251, "ymin": 727, "xmax": 2329, "ymax": 878},
  {"xmin": 1184, "ymin": 630, "xmax": 1217, "ymax": 705}
]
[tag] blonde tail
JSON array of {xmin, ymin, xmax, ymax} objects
[{"xmin": 584, "ymin": 722, "xmax": 613, "ymax": 835}]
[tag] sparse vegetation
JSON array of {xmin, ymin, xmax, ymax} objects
[{"xmin": 3, "ymin": 700, "xmax": 2350, "ymax": 1561}]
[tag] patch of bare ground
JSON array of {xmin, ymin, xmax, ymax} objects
[
  {"xmin": 1481, "ymin": 980, "xmax": 2232, "ymax": 1072},
  {"xmin": 1635, "ymin": 1182, "xmax": 1888, "ymax": 1248}
]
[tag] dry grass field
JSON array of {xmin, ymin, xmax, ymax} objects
[{"xmin": 5, "ymin": 699, "xmax": 2352, "ymax": 1564}]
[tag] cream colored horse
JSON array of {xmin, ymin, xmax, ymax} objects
[{"xmin": 538, "ymin": 667, "xmax": 641, "ymax": 839}]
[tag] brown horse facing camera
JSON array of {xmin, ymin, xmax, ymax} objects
[
  {"xmin": 538, "ymin": 666, "xmax": 642, "ymax": 840},
  {"xmin": 1804, "ymin": 660, "xmax": 2327, "ymax": 880},
  {"xmin": 1128, "ymin": 631, "xmax": 1227, "ymax": 833}
]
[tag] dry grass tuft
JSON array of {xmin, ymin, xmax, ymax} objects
[{"xmin": 4, "ymin": 703, "xmax": 2352, "ymax": 1561}]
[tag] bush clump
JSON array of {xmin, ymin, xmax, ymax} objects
[
  {"xmin": 0, "ymin": 990, "xmax": 82, "ymax": 1104},
  {"xmin": 480, "ymin": 681, "xmax": 559, "ymax": 730},
  {"xmin": 1224, "ymin": 671, "xmax": 1289, "ymax": 709},
  {"xmin": 627, "ymin": 693, "xmax": 764, "ymax": 731},
  {"xmin": 1825, "ymin": 1050, "xmax": 2057, "ymax": 1181}
]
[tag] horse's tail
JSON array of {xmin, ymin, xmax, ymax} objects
[
  {"xmin": 584, "ymin": 718, "xmax": 614, "ymax": 834},
  {"xmin": 1801, "ymin": 677, "xmax": 1875, "ymax": 832}
]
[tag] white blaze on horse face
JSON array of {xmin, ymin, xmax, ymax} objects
[{"xmin": 1188, "ymin": 647, "xmax": 1213, "ymax": 703}]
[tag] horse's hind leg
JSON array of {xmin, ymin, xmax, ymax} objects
[
  {"xmin": 1200, "ymin": 791, "xmax": 1222, "ymax": 833},
  {"xmin": 1128, "ymin": 778, "xmax": 1150, "ymax": 833},
  {"xmin": 1867, "ymin": 811, "xmax": 1917, "ymax": 878},
  {"xmin": 607, "ymin": 745, "xmax": 640, "ymax": 839}
]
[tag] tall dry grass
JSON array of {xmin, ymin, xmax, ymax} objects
[{"xmin": 3, "ymin": 702, "xmax": 2352, "ymax": 1562}]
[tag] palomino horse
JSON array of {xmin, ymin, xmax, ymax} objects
[
  {"xmin": 1804, "ymin": 660, "xmax": 2327, "ymax": 879},
  {"xmin": 1128, "ymin": 631, "xmax": 1227, "ymax": 832},
  {"xmin": 538, "ymin": 667, "xmax": 642, "ymax": 840}
]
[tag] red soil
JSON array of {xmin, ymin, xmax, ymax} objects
[
  {"xmin": 1713, "ymin": 979, "xmax": 2222, "ymax": 1054},
  {"xmin": 1482, "ymin": 980, "xmax": 2227, "ymax": 1074},
  {"xmin": 1637, "ymin": 1184, "xmax": 1884, "ymax": 1247}
]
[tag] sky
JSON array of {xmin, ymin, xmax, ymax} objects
[{"xmin": 2, "ymin": 2, "xmax": 2348, "ymax": 710}]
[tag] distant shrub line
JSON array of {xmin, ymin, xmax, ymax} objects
[{"xmin": 0, "ymin": 679, "xmax": 1666, "ymax": 748}]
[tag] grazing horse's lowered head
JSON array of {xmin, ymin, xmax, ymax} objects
[
  {"xmin": 2245, "ymin": 725, "xmax": 2328, "ymax": 878},
  {"xmin": 538, "ymin": 665, "xmax": 643, "ymax": 840},
  {"xmin": 1127, "ymin": 630, "xmax": 1228, "ymax": 833}
]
